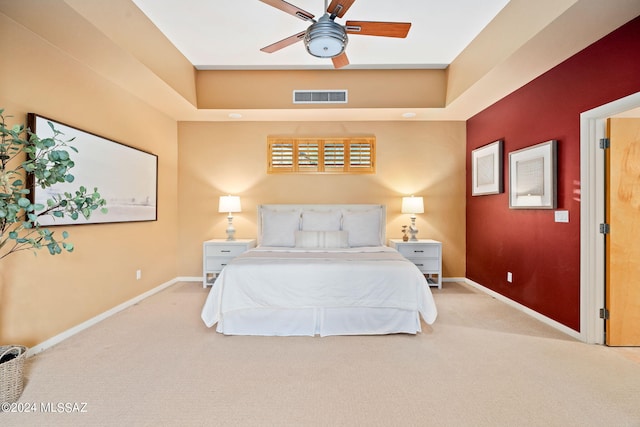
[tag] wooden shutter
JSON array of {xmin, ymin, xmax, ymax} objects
[
  {"xmin": 268, "ymin": 140, "xmax": 294, "ymax": 173},
  {"xmin": 297, "ymin": 140, "xmax": 320, "ymax": 172},
  {"xmin": 348, "ymin": 139, "xmax": 375, "ymax": 173},
  {"xmin": 323, "ymin": 141, "xmax": 345, "ymax": 172}
]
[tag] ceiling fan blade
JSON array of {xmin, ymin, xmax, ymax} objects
[
  {"xmin": 332, "ymin": 52, "xmax": 349, "ymax": 69},
  {"xmin": 260, "ymin": 31, "xmax": 306, "ymax": 53},
  {"xmin": 345, "ymin": 21, "xmax": 411, "ymax": 38},
  {"xmin": 327, "ymin": 0, "xmax": 356, "ymax": 18},
  {"xmin": 259, "ymin": 0, "xmax": 314, "ymax": 21}
]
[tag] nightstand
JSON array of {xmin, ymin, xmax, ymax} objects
[
  {"xmin": 202, "ymin": 239, "xmax": 256, "ymax": 287},
  {"xmin": 388, "ymin": 239, "xmax": 443, "ymax": 288}
]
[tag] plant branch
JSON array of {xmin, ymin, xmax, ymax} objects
[{"xmin": 0, "ymin": 109, "xmax": 108, "ymax": 260}]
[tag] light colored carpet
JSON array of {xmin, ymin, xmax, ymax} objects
[{"xmin": 2, "ymin": 281, "xmax": 640, "ymax": 426}]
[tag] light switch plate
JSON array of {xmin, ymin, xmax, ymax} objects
[{"xmin": 555, "ymin": 210, "xmax": 569, "ymax": 223}]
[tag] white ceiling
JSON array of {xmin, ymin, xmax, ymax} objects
[{"xmin": 131, "ymin": 0, "xmax": 510, "ymax": 70}]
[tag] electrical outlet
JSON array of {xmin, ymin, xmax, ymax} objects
[
  {"xmin": 507, "ymin": 272, "xmax": 513, "ymax": 283},
  {"xmin": 136, "ymin": 269, "xmax": 142, "ymax": 280}
]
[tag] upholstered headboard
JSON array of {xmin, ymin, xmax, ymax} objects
[{"xmin": 256, "ymin": 204, "xmax": 386, "ymax": 247}]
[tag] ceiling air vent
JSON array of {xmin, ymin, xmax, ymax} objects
[{"xmin": 293, "ymin": 90, "xmax": 348, "ymax": 104}]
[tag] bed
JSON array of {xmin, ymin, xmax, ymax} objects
[{"xmin": 201, "ymin": 204, "xmax": 437, "ymax": 336}]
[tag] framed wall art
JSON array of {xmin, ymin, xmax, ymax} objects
[
  {"xmin": 509, "ymin": 140, "xmax": 557, "ymax": 209},
  {"xmin": 28, "ymin": 113, "xmax": 158, "ymax": 225},
  {"xmin": 471, "ymin": 140, "xmax": 503, "ymax": 196}
]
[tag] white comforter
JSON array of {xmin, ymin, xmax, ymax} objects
[{"xmin": 201, "ymin": 246, "xmax": 437, "ymax": 334}]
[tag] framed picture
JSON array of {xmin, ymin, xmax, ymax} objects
[
  {"xmin": 509, "ymin": 140, "xmax": 557, "ymax": 209},
  {"xmin": 28, "ymin": 113, "xmax": 158, "ymax": 225},
  {"xmin": 471, "ymin": 140, "xmax": 503, "ymax": 196}
]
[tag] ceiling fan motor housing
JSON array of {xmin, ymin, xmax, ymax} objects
[{"xmin": 304, "ymin": 14, "xmax": 348, "ymax": 58}]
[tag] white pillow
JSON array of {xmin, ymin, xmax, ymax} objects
[
  {"xmin": 260, "ymin": 209, "xmax": 301, "ymax": 247},
  {"xmin": 295, "ymin": 231, "xmax": 349, "ymax": 248},
  {"xmin": 301, "ymin": 210, "xmax": 342, "ymax": 231},
  {"xmin": 341, "ymin": 209, "xmax": 382, "ymax": 247}
]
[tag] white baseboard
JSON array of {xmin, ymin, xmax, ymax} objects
[
  {"xmin": 464, "ymin": 278, "xmax": 582, "ymax": 341},
  {"xmin": 25, "ymin": 275, "xmax": 583, "ymax": 357},
  {"xmin": 27, "ymin": 278, "xmax": 180, "ymax": 357}
]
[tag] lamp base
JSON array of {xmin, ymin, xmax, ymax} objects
[
  {"xmin": 409, "ymin": 215, "xmax": 419, "ymax": 241},
  {"xmin": 226, "ymin": 215, "xmax": 236, "ymax": 241}
]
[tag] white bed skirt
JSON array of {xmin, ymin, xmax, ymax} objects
[
  {"xmin": 201, "ymin": 243, "xmax": 438, "ymax": 337},
  {"xmin": 216, "ymin": 307, "xmax": 422, "ymax": 337}
]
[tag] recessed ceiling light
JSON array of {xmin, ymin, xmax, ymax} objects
[
  {"xmin": 402, "ymin": 112, "xmax": 417, "ymax": 119},
  {"xmin": 228, "ymin": 113, "xmax": 242, "ymax": 119}
]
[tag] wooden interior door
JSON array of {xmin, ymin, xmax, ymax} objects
[{"xmin": 606, "ymin": 118, "xmax": 640, "ymax": 346}]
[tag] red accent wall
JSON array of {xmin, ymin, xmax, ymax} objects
[{"xmin": 466, "ymin": 16, "xmax": 640, "ymax": 331}]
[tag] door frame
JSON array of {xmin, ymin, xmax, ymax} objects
[{"xmin": 580, "ymin": 91, "xmax": 640, "ymax": 344}]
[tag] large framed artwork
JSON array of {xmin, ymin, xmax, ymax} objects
[
  {"xmin": 28, "ymin": 113, "xmax": 158, "ymax": 225},
  {"xmin": 509, "ymin": 140, "xmax": 557, "ymax": 209},
  {"xmin": 471, "ymin": 140, "xmax": 503, "ymax": 196}
]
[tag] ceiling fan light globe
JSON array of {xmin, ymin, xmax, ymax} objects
[
  {"xmin": 304, "ymin": 16, "xmax": 348, "ymax": 58},
  {"xmin": 306, "ymin": 36, "xmax": 346, "ymax": 57}
]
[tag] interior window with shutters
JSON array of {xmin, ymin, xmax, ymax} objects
[{"xmin": 268, "ymin": 137, "xmax": 375, "ymax": 174}]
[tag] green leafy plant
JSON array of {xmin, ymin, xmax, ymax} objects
[{"xmin": 0, "ymin": 109, "xmax": 107, "ymax": 260}]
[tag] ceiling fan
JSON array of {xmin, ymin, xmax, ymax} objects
[{"xmin": 259, "ymin": 0, "xmax": 412, "ymax": 68}]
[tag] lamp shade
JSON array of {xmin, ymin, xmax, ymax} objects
[
  {"xmin": 401, "ymin": 196, "xmax": 424, "ymax": 214},
  {"xmin": 218, "ymin": 195, "xmax": 241, "ymax": 213}
]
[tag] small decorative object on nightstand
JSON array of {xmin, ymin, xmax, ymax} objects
[
  {"xmin": 401, "ymin": 225, "xmax": 409, "ymax": 241},
  {"xmin": 218, "ymin": 195, "xmax": 242, "ymax": 241},
  {"xmin": 389, "ymin": 238, "xmax": 442, "ymax": 289},
  {"xmin": 202, "ymin": 238, "xmax": 256, "ymax": 287},
  {"xmin": 401, "ymin": 195, "xmax": 424, "ymax": 241}
]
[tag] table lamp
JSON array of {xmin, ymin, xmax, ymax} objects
[
  {"xmin": 218, "ymin": 195, "xmax": 241, "ymax": 241},
  {"xmin": 401, "ymin": 196, "xmax": 424, "ymax": 241}
]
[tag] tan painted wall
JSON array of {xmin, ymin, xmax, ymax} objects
[
  {"xmin": 197, "ymin": 69, "xmax": 447, "ymax": 109},
  {"xmin": 0, "ymin": 2, "xmax": 465, "ymax": 347},
  {"xmin": 0, "ymin": 12, "xmax": 179, "ymax": 345},
  {"xmin": 178, "ymin": 121, "xmax": 466, "ymax": 279}
]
